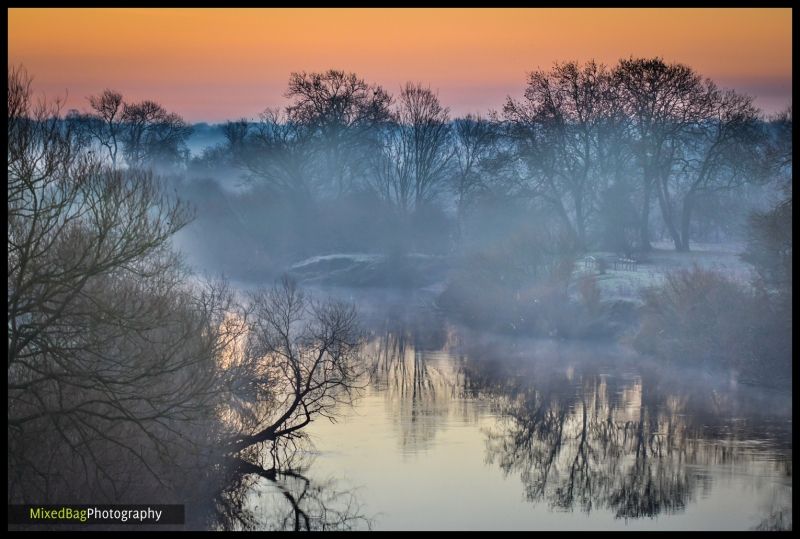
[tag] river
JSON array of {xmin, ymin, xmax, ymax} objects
[{"xmin": 222, "ymin": 286, "xmax": 792, "ymax": 531}]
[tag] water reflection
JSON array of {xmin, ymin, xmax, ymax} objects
[
  {"xmin": 362, "ymin": 318, "xmax": 791, "ymax": 528},
  {"xmin": 216, "ymin": 462, "xmax": 372, "ymax": 531},
  {"xmin": 226, "ymin": 293, "xmax": 791, "ymax": 530},
  {"xmin": 481, "ymin": 370, "xmax": 697, "ymax": 519},
  {"xmin": 364, "ymin": 306, "xmax": 476, "ymax": 453}
]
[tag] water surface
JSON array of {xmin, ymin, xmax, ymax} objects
[{"xmin": 231, "ymin": 290, "xmax": 792, "ymax": 531}]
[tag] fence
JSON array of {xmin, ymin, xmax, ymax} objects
[{"xmin": 613, "ymin": 257, "xmax": 638, "ymax": 271}]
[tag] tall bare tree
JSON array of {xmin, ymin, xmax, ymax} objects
[
  {"xmin": 505, "ymin": 61, "xmax": 616, "ymax": 250},
  {"xmin": 285, "ymin": 70, "xmax": 392, "ymax": 197},
  {"xmin": 667, "ymin": 85, "xmax": 764, "ymax": 250},
  {"xmin": 120, "ymin": 99, "xmax": 193, "ymax": 169},
  {"xmin": 8, "ymin": 66, "xmax": 232, "ymax": 506},
  {"xmin": 86, "ymin": 89, "xmax": 124, "ymax": 166},
  {"xmin": 452, "ymin": 114, "xmax": 498, "ymax": 239},
  {"xmin": 613, "ymin": 57, "xmax": 710, "ymax": 251},
  {"xmin": 373, "ymin": 83, "xmax": 454, "ymax": 215}
]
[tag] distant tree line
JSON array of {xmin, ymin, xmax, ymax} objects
[
  {"xmin": 56, "ymin": 60, "xmax": 788, "ymax": 263},
  {"xmin": 175, "ymin": 60, "xmax": 787, "ymax": 261}
]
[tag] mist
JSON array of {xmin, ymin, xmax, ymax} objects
[{"xmin": 8, "ymin": 58, "xmax": 791, "ymax": 531}]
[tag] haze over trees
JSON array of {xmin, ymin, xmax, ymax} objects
[
  {"xmin": 7, "ymin": 66, "xmax": 365, "ymax": 525},
  {"xmin": 7, "ymin": 54, "xmax": 791, "ymax": 528}
]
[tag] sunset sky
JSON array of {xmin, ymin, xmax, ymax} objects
[{"xmin": 8, "ymin": 8, "xmax": 793, "ymax": 122}]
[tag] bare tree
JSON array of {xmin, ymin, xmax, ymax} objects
[
  {"xmin": 120, "ymin": 99, "xmax": 193, "ymax": 169},
  {"xmin": 370, "ymin": 121, "xmax": 413, "ymax": 214},
  {"xmin": 285, "ymin": 70, "xmax": 392, "ymax": 132},
  {"xmin": 373, "ymin": 83, "xmax": 454, "ymax": 215},
  {"xmin": 240, "ymin": 108, "xmax": 317, "ymax": 199},
  {"xmin": 222, "ymin": 118, "xmax": 250, "ymax": 156},
  {"xmin": 765, "ymin": 106, "xmax": 792, "ymax": 183},
  {"xmin": 505, "ymin": 61, "xmax": 616, "ymax": 250},
  {"xmin": 87, "ymin": 89, "xmax": 124, "ymax": 166},
  {"xmin": 284, "ymin": 70, "xmax": 392, "ymax": 197},
  {"xmin": 452, "ymin": 114, "xmax": 498, "ymax": 240},
  {"xmin": 742, "ymin": 107, "xmax": 792, "ymax": 293},
  {"xmin": 227, "ymin": 277, "xmax": 364, "ymax": 469},
  {"xmin": 8, "ymin": 66, "xmax": 233, "ymax": 506},
  {"xmin": 613, "ymin": 57, "xmax": 711, "ymax": 251},
  {"xmin": 667, "ymin": 85, "xmax": 765, "ymax": 250},
  {"xmin": 743, "ymin": 199, "xmax": 792, "ymax": 293}
]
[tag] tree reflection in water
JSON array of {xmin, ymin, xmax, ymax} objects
[
  {"xmin": 215, "ymin": 459, "xmax": 372, "ymax": 531},
  {"xmin": 214, "ymin": 301, "xmax": 790, "ymax": 530},
  {"xmin": 488, "ymin": 377, "xmax": 694, "ymax": 518},
  {"xmin": 360, "ymin": 308, "xmax": 791, "ymax": 525},
  {"xmin": 364, "ymin": 305, "xmax": 478, "ymax": 452},
  {"xmin": 456, "ymin": 336, "xmax": 791, "ymax": 522}
]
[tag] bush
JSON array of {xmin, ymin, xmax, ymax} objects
[
  {"xmin": 634, "ymin": 266, "xmax": 790, "ymax": 387},
  {"xmin": 741, "ymin": 196, "xmax": 792, "ymax": 292},
  {"xmin": 437, "ymin": 227, "xmax": 580, "ymax": 336}
]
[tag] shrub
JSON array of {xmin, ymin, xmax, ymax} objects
[
  {"xmin": 437, "ymin": 227, "xmax": 579, "ymax": 336},
  {"xmin": 634, "ymin": 266, "xmax": 790, "ymax": 387}
]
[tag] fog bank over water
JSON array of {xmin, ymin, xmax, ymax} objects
[{"xmin": 8, "ymin": 25, "xmax": 791, "ymax": 528}]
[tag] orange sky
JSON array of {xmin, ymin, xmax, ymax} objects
[{"xmin": 8, "ymin": 8, "xmax": 793, "ymax": 122}]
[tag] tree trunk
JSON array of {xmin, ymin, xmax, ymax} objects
[
  {"xmin": 575, "ymin": 195, "xmax": 587, "ymax": 252},
  {"xmin": 455, "ymin": 197, "xmax": 465, "ymax": 250},
  {"xmin": 639, "ymin": 177, "xmax": 653, "ymax": 252},
  {"xmin": 655, "ymin": 176, "xmax": 683, "ymax": 251},
  {"xmin": 552, "ymin": 198, "xmax": 580, "ymax": 250},
  {"xmin": 679, "ymin": 193, "xmax": 694, "ymax": 252}
]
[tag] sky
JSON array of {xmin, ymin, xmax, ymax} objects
[{"xmin": 7, "ymin": 8, "xmax": 793, "ymax": 123}]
